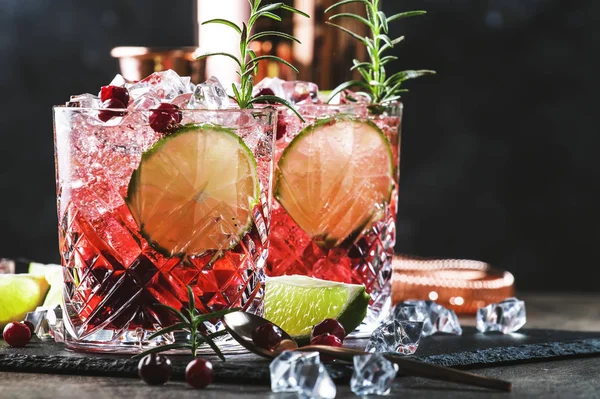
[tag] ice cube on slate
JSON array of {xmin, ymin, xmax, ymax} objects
[
  {"xmin": 188, "ymin": 76, "xmax": 230, "ymax": 109},
  {"xmin": 395, "ymin": 300, "xmax": 462, "ymax": 337},
  {"xmin": 366, "ymin": 320, "xmax": 423, "ymax": 355},
  {"xmin": 476, "ymin": 297, "xmax": 526, "ymax": 334},
  {"xmin": 270, "ymin": 350, "xmax": 320, "ymax": 393},
  {"xmin": 24, "ymin": 305, "xmax": 64, "ymax": 341},
  {"xmin": 351, "ymin": 353, "xmax": 398, "ymax": 396},
  {"xmin": 296, "ymin": 362, "xmax": 337, "ymax": 399}
]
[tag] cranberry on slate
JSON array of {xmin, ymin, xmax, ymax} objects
[
  {"xmin": 149, "ymin": 103, "xmax": 183, "ymax": 133},
  {"xmin": 311, "ymin": 318, "xmax": 346, "ymax": 341},
  {"xmin": 22, "ymin": 320, "xmax": 35, "ymax": 335},
  {"xmin": 98, "ymin": 98, "xmax": 126, "ymax": 122},
  {"xmin": 100, "ymin": 85, "xmax": 130, "ymax": 105},
  {"xmin": 137, "ymin": 353, "xmax": 173, "ymax": 386},
  {"xmin": 2, "ymin": 322, "xmax": 32, "ymax": 347},
  {"xmin": 186, "ymin": 358, "xmax": 214, "ymax": 389},
  {"xmin": 252, "ymin": 322, "xmax": 283, "ymax": 351}
]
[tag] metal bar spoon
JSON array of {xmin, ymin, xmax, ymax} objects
[{"xmin": 222, "ymin": 311, "xmax": 512, "ymax": 392}]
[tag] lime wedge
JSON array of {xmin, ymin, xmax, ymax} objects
[
  {"xmin": 0, "ymin": 274, "xmax": 50, "ymax": 328},
  {"xmin": 28, "ymin": 262, "xmax": 64, "ymax": 308},
  {"xmin": 275, "ymin": 116, "xmax": 393, "ymax": 248},
  {"xmin": 126, "ymin": 124, "xmax": 260, "ymax": 256},
  {"xmin": 264, "ymin": 275, "xmax": 370, "ymax": 343}
]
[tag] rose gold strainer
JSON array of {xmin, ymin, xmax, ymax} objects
[{"xmin": 392, "ymin": 254, "xmax": 515, "ymax": 315}]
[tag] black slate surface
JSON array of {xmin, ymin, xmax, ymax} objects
[{"xmin": 1, "ymin": 327, "xmax": 600, "ymax": 384}]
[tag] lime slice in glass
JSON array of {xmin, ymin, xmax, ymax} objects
[
  {"xmin": 264, "ymin": 275, "xmax": 370, "ymax": 343},
  {"xmin": 126, "ymin": 124, "xmax": 259, "ymax": 256},
  {"xmin": 0, "ymin": 274, "xmax": 50, "ymax": 328},
  {"xmin": 275, "ymin": 116, "xmax": 393, "ymax": 248}
]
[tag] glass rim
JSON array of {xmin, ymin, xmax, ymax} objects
[
  {"xmin": 52, "ymin": 105, "xmax": 278, "ymax": 115},
  {"xmin": 275, "ymin": 100, "xmax": 403, "ymax": 109}
]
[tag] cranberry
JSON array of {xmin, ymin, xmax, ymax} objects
[
  {"xmin": 98, "ymin": 98, "xmax": 126, "ymax": 122},
  {"xmin": 100, "ymin": 85, "xmax": 130, "ymax": 105},
  {"xmin": 137, "ymin": 353, "xmax": 173, "ymax": 386},
  {"xmin": 311, "ymin": 319, "xmax": 346, "ymax": 341},
  {"xmin": 276, "ymin": 112, "xmax": 287, "ymax": 140},
  {"xmin": 252, "ymin": 323, "xmax": 283, "ymax": 351},
  {"xmin": 2, "ymin": 322, "xmax": 32, "ymax": 347},
  {"xmin": 185, "ymin": 358, "xmax": 213, "ymax": 389},
  {"xmin": 22, "ymin": 320, "xmax": 35, "ymax": 335},
  {"xmin": 149, "ymin": 103, "xmax": 183, "ymax": 133},
  {"xmin": 310, "ymin": 333, "xmax": 343, "ymax": 362},
  {"xmin": 253, "ymin": 88, "xmax": 276, "ymax": 103},
  {"xmin": 311, "ymin": 333, "xmax": 343, "ymax": 348}
]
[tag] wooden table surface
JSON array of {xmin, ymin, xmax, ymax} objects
[{"xmin": 1, "ymin": 293, "xmax": 599, "ymax": 399}]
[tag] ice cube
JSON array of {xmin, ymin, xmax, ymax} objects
[
  {"xmin": 394, "ymin": 300, "xmax": 462, "ymax": 337},
  {"xmin": 25, "ymin": 305, "xmax": 64, "ymax": 342},
  {"xmin": 296, "ymin": 362, "xmax": 337, "ymax": 399},
  {"xmin": 127, "ymin": 70, "xmax": 189, "ymax": 101},
  {"xmin": 350, "ymin": 353, "xmax": 398, "ymax": 396},
  {"xmin": 282, "ymin": 80, "xmax": 320, "ymax": 105},
  {"xmin": 366, "ymin": 320, "xmax": 423, "ymax": 355},
  {"xmin": 476, "ymin": 297, "xmax": 526, "ymax": 334},
  {"xmin": 108, "ymin": 74, "xmax": 127, "ymax": 87},
  {"xmin": 329, "ymin": 89, "xmax": 371, "ymax": 105},
  {"xmin": 270, "ymin": 350, "xmax": 320, "ymax": 393},
  {"xmin": 66, "ymin": 93, "xmax": 102, "ymax": 108},
  {"xmin": 0, "ymin": 258, "xmax": 15, "ymax": 274},
  {"xmin": 253, "ymin": 77, "xmax": 286, "ymax": 99},
  {"xmin": 188, "ymin": 76, "xmax": 231, "ymax": 109}
]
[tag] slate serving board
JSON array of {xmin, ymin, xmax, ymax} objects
[{"xmin": 1, "ymin": 327, "xmax": 600, "ymax": 383}]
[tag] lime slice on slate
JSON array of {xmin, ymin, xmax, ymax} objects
[
  {"xmin": 0, "ymin": 274, "xmax": 50, "ymax": 329},
  {"xmin": 264, "ymin": 275, "xmax": 370, "ymax": 343},
  {"xmin": 126, "ymin": 124, "xmax": 259, "ymax": 256},
  {"xmin": 275, "ymin": 116, "xmax": 393, "ymax": 248}
]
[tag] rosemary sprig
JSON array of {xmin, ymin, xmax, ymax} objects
[
  {"xmin": 325, "ymin": 0, "xmax": 435, "ymax": 104},
  {"xmin": 132, "ymin": 285, "xmax": 239, "ymax": 361},
  {"xmin": 197, "ymin": 0, "xmax": 308, "ymax": 119}
]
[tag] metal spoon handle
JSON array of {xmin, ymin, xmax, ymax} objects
[{"xmin": 296, "ymin": 345, "xmax": 512, "ymax": 392}]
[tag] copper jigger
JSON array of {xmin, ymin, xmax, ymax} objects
[{"xmin": 110, "ymin": 46, "xmax": 206, "ymax": 84}]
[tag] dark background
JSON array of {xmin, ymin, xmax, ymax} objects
[{"xmin": 1, "ymin": 0, "xmax": 598, "ymax": 292}]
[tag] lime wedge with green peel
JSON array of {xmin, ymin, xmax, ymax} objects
[
  {"xmin": 28, "ymin": 262, "xmax": 64, "ymax": 308},
  {"xmin": 275, "ymin": 116, "xmax": 393, "ymax": 248},
  {"xmin": 264, "ymin": 275, "xmax": 370, "ymax": 343},
  {"xmin": 126, "ymin": 124, "xmax": 259, "ymax": 256},
  {"xmin": 0, "ymin": 274, "xmax": 50, "ymax": 329}
]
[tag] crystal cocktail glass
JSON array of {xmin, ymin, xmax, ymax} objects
[
  {"xmin": 266, "ymin": 102, "xmax": 402, "ymax": 333},
  {"xmin": 53, "ymin": 106, "xmax": 276, "ymax": 352}
]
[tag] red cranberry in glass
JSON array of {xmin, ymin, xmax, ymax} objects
[
  {"xmin": 98, "ymin": 98, "xmax": 126, "ymax": 122},
  {"xmin": 137, "ymin": 353, "xmax": 173, "ymax": 386},
  {"xmin": 100, "ymin": 85, "xmax": 130, "ymax": 105},
  {"xmin": 252, "ymin": 323, "xmax": 283, "ymax": 351},
  {"xmin": 311, "ymin": 318, "xmax": 346, "ymax": 341},
  {"xmin": 185, "ymin": 358, "xmax": 214, "ymax": 389},
  {"xmin": 22, "ymin": 320, "xmax": 35, "ymax": 336},
  {"xmin": 276, "ymin": 113, "xmax": 287, "ymax": 140},
  {"xmin": 253, "ymin": 88, "xmax": 276, "ymax": 104},
  {"xmin": 2, "ymin": 322, "xmax": 32, "ymax": 347},
  {"xmin": 149, "ymin": 103, "xmax": 183, "ymax": 133}
]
